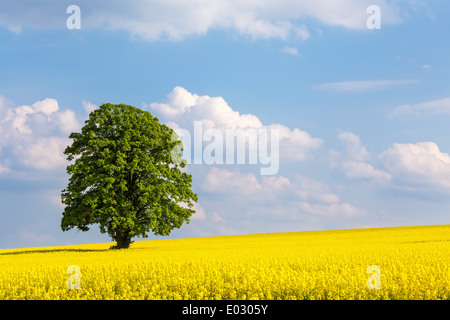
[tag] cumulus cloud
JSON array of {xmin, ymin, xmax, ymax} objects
[
  {"xmin": 5, "ymin": 105, "xmax": 34, "ymax": 134},
  {"xmin": 82, "ymin": 100, "xmax": 98, "ymax": 115},
  {"xmin": 150, "ymin": 86, "xmax": 263, "ymax": 129},
  {"xmin": 32, "ymin": 98, "xmax": 59, "ymax": 114},
  {"xmin": 199, "ymin": 167, "xmax": 364, "ymax": 219},
  {"xmin": 55, "ymin": 109, "xmax": 81, "ymax": 134},
  {"xmin": 338, "ymin": 131, "xmax": 369, "ymax": 162},
  {"xmin": 148, "ymin": 86, "xmax": 323, "ymax": 165},
  {"xmin": 340, "ymin": 161, "xmax": 392, "ymax": 184},
  {"xmin": 332, "ymin": 133, "xmax": 450, "ymax": 191},
  {"xmin": 292, "ymin": 175, "xmax": 341, "ymax": 205},
  {"xmin": 380, "ymin": 142, "xmax": 450, "ymax": 190},
  {"xmin": 15, "ymin": 136, "xmax": 70, "ymax": 170},
  {"xmin": 149, "ymin": 87, "xmax": 362, "ymax": 232},
  {"xmin": 202, "ymin": 167, "xmax": 262, "ymax": 196},
  {"xmin": 0, "ymin": 0, "xmax": 406, "ymax": 41},
  {"xmin": 0, "ymin": 97, "xmax": 84, "ymax": 172},
  {"xmin": 330, "ymin": 131, "xmax": 391, "ymax": 184}
]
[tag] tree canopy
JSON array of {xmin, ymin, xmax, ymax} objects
[{"xmin": 61, "ymin": 103, "xmax": 197, "ymax": 249}]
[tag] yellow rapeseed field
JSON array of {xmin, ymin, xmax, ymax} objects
[{"xmin": 0, "ymin": 225, "xmax": 448, "ymax": 300}]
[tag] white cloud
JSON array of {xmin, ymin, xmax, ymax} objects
[
  {"xmin": 149, "ymin": 86, "xmax": 322, "ymax": 163},
  {"xmin": 7, "ymin": 25, "xmax": 22, "ymax": 34},
  {"xmin": 3, "ymin": 98, "xmax": 80, "ymax": 138},
  {"xmin": 334, "ymin": 133, "xmax": 450, "ymax": 191},
  {"xmin": 210, "ymin": 212, "xmax": 226, "ymax": 223},
  {"xmin": 282, "ymin": 46, "xmax": 300, "ymax": 56},
  {"xmin": 185, "ymin": 201, "xmax": 231, "ymax": 235},
  {"xmin": 0, "ymin": 95, "xmax": 7, "ymax": 108},
  {"xmin": 294, "ymin": 24, "xmax": 311, "ymax": 40},
  {"xmin": 150, "ymin": 86, "xmax": 263, "ymax": 129},
  {"xmin": 82, "ymin": 100, "xmax": 98, "ymax": 115},
  {"xmin": 338, "ymin": 131, "xmax": 369, "ymax": 162},
  {"xmin": 0, "ymin": 0, "xmax": 405, "ymax": 41},
  {"xmin": 32, "ymin": 98, "xmax": 59, "ymax": 114},
  {"xmin": 292, "ymin": 175, "xmax": 341, "ymax": 204},
  {"xmin": 184, "ymin": 201, "xmax": 207, "ymax": 221},
  {"xmin": 16, "ymin": 136, "xmax": 70, "ymax": 170},
  {"xmin": 340, "ymin": 161, "xmax": 392, "ymax": 184},
  {"xmin": 380, "ymin": 141, "xmax": 450, "ymax": 190},
  {"xmin": 334, "ymin": 131, "xmax": 391, "ymax": 184},
  {"xmin": 389, "ymin": 97, "xmax": 450, "ymax": 117},
  {"xmin": 318, "ymin": 79, "xmax": 418, "ymax": 92},
  {"xmin": 54, "ymin": 109, "xmax": 81, "ymax": 134},
  {"xmin": 0, "ymin": 97, "xmax": 85, "ymax": 172},
  {"xmin": 202, "ymin": 167, "xmax": 262, "ymax": 196},
  {"xmin": 6, "ymin": 105, "xmax": 34, "ymax": 134},
  {"xmin": 199, "ymin": 167, "xmax": 364, "ymax": 218},
  {"xmin": 295, "ymin": 201, "xmax": 361, "ymax": 218},
  {"xmin": 0, "ymin": 163, "xmax": 9, "ymax": 174}
]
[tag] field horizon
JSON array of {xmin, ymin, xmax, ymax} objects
[
  {"xmin": 2, "ymin": 223, "xmax": 447, "ymax": 252},
  {"xmin": 1, "ymin": 224, "xmax": 448, "ymax": 300}
]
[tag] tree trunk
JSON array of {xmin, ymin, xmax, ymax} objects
[{"xmin": 115, "ymin": 228, "xmax": 131, "ymax": 249}]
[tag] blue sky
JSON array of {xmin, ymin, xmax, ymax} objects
[{"xmin": 0, "ymin": 0, "xmax": 449, "ymax": 249}]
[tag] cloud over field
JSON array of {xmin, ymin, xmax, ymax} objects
[
  {"xmin": 330, "ymin": 131, "xmax": 392, "ymax": 184},
  {"xmin": 380, "ymin": 142, "xmax": 450, "ymax": 191}
]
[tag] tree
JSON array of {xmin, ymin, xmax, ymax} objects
[{"xmin": 61, "ymin": 103, "xmax": 197, "ymax": 249}]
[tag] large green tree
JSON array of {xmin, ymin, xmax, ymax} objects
[{"xmin": 61, "ymin": 103, "xmax": 197, "ymax": 249}]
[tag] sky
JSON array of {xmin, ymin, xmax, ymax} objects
[{"xmin": 0, "ymin": 0, "xmax": 449, "ymax": 249}]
